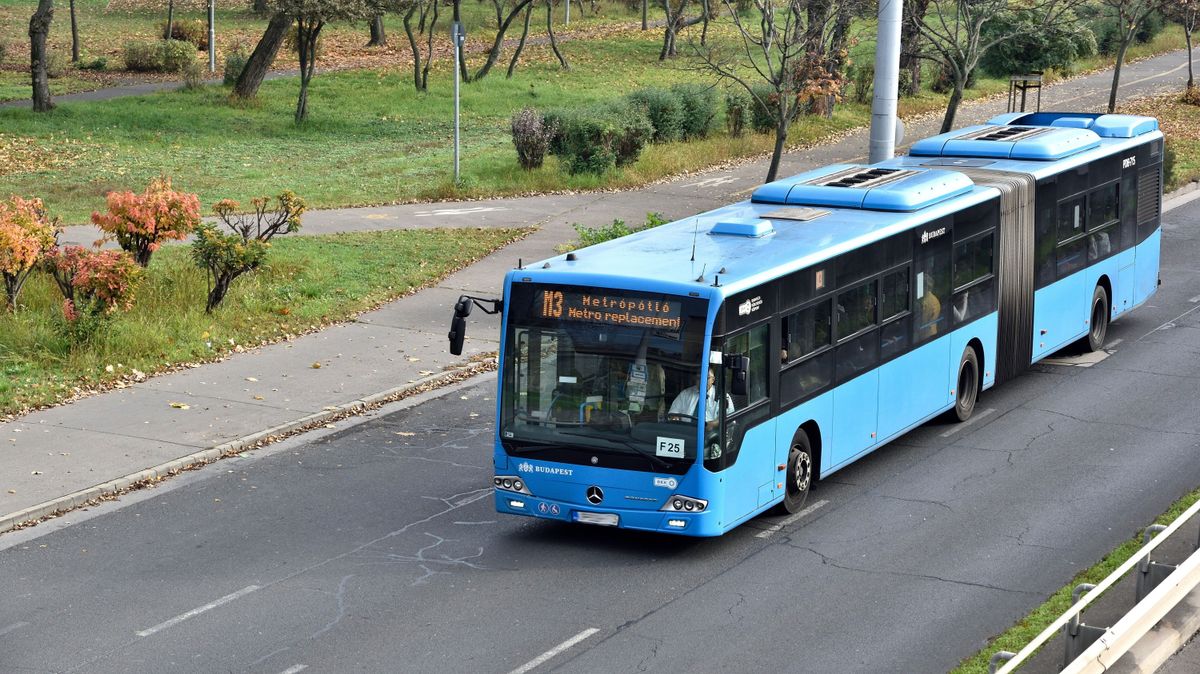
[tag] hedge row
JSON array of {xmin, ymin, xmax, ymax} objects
[{"xmin": 512, "ymin": 84, "xmax": 720, "ymax": 175}]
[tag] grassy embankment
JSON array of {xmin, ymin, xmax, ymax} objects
[
  {"xmin": 952, "ymin": 483, "xmax": 1200, "ymax": 673},
  {"xmin": 0, "ymin": 226, "xmax": 527, "ymax": 416},
  {"xmin": 1123, "ymin": 92, "xmax": 1200, "ymax": 191}
]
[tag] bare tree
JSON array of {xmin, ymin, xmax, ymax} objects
[
  {"xmin": 918, "ymin": 0, "xmax": 1081, "ymax": 133},
  {"xmin": 1099, "ymin": 0, "xmax": 1165, "ymax": 113},
  {"xmin": 401, "ymin": 0, "xmax": 438, "ymax": 90},
  {"xmin": 900, "ymin": 0, "xmax": 932, "ymax": 94},
  {"xmin": 165, "ymin": 0, "xmax": 175, "ymax": 39},
  {"xmin": 691, "ymin": 0, "xmax": 809, "ymax": 182},
  {"xmin": 507, "ymin": 2, "xmax": 534, "ymax": 77},
  {"xmin": 660, "ymin": 0, "xmax": 707, "ymax": 59},
  {"xmin": 1163, "ymin": 0, "xmax": 1197, "ymax": 91},
  {"xmin": 271, "ymin": 0, "xmax": 372, "ymax": 122},
  {"xmin": 29, "ymin": 0, "xmax": 54, "ymax": 112},
  {"xmin": 471, "ymin": 0, "xmax": 537, "ymax": 80},
  {"xmin": 545, "ymin": 0, "xmax": 569, "ymax": 70}
]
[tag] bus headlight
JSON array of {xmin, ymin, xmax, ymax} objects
[
  {"xmin": 493, "ymin": 475, "xmax": 532, "ymax": 495},
  {"xmin": 661, "ymin": 495, "xmax": 707, "ymax": 512}
]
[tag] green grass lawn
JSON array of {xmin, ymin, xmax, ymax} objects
[
  {"xmin": 0, "ymin": 226, "xmax": 527, "ymax": 416},
  {"xmin": 0, "ymin": 26, "xmax": 1022, "ymax": 225}
]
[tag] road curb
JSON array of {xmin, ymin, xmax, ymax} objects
[{"xmin": 0, "ymin": 359, "xmax": 495, "ymax": 535}]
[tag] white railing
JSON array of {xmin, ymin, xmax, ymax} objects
[{"xmin": 990, "ymin": 497, "xmax": 1200, "ymax": 674}]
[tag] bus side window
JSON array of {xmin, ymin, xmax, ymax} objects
[
  {"xmin": 835, "ymin": 280, "xmax": 879, "ymax": 382},
  {"xmin": 913, "ymin": 232, "xmax": 950, "ymax": 346},
  {"xmin": 1057, "ymin": 197, "xmax": 1087, "ymax": 277},
  {"xmin": 723, "ymin": 323, "xmax": 770, "ymax": 411},
  {"xmin": 880, "ymin": 266, "xmax": 910, "ymax": 360},
  {"xmin": 781, "ymin": 300, "xmax": 834, "ymax": 403},
  {"xmin": 1035, "ymin": 180, "xmax": 1057, "ymax": 287},
  {"xmin": 951, "ymin": 233, "xmax": 996, "ymax": 325}
]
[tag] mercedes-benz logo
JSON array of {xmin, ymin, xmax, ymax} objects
[{"xmin": 586, "ymin": 486, "xmax": 604, "ymax": 505}]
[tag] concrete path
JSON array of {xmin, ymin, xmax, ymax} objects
[{"xmin": 4, "ymin": 44, "xmax": 1199, "ymax": 534}]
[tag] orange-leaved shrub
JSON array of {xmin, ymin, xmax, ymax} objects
[
  {"xmin": 91, "ymin": 177, "xmax": 201, "ymax": 267},
  {"xmin": 44, "ymin": 246, "xmax": 142, "ymax": 340},
  {"xmin": 0, "ymin": 196, "xmax": 58, "ymax": 311}
]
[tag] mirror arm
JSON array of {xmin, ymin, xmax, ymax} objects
[{"xmin": 458, "ymin": 295, "xmax": 503, "ymax": 316}]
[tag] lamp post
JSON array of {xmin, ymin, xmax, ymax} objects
[
  {"xmin": 452, "ymin": 21, "xmax": 465, "ymax": 183},
  {"xmin": 207, "ymin": 0, "xmax": 216, "ymax": 73}
]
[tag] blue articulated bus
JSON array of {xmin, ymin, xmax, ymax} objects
[{"xmin": 448, "ymin": 111, "xmax": 1164, "ymax": 537}]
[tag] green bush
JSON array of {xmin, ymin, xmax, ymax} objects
[
  {"xmin": 671, "ymin": 83, "xmax": 718, "ymax": 139},
  {"xmin": 569, "ymin": 212, "xmax": 667, "ymax": 249},
  {"xmin": 542, "ymin": 108, "xmax": 569, "ymax": 156},
  {"xmin": 749, "ymin": 84, "xmax": 779, "ymax": 134},
  {"xmin": 724, "ymin": 89, "xmax": 749, "ymax": 138},
  {"xmin": 45, "ymin": 50, "xmax": 66, "ymax": 79},
  {"xmin": 161, "ymin": 39, "xmax": 197, "ymax": 73},
  {"xmin": 1088, "ymin": 7, "xmax": 1165, "ymax": 56},
  {"xmin": 223, "ymin": 47, "xmax": 248, "ymax": 85},
  {"xmin": 511, "ymin": 106, "xmax": 554, "ymax": 170},
  {"xmin": 78, "ymin": 55, "xmax": 108, "ymax": 71},
  {"xmin": 161, "ymin": 19, "xmax": 209, "ymax": 50},
  {"xmin": 554, "ymin": 102, "xmax": 652, "ymax": 175},
  {"xmin": 850, "ymin": 62, "xmax": 873, "ymax": 104},
  {"xmin": 980, "ymin": 10, "xmax": 1096, "ymax": 77},
  {"xmin": 123, "ymin": 39, "xmax": 196, "ymax": 73},
  {"xmin": 628, "ymin": 87, "xmax": 683, "ymax": 143}
]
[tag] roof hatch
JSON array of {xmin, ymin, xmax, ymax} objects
[
  {"xmin": 751, "ymin": 164, "xmax": 973, "ymax": 212},
  {"xmin": 984, "ymin": 112, "xmax": 1159, "ymax": 139},
  {"xmin": 910, "ymin": 123, "xmax": 1101, "ymax": 160}
]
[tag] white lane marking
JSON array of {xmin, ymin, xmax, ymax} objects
[
  {"xmin": 940, "ymin": 407, "xmax": 998, "ymax": 438},
  {"xmin": 508, "ymin": 628, "xmax": 601, "ymax": 674},
  {"xmin": 1138, "ymin": 304, "xmax": 1200, "ymax": 341},
  {"xmin": 755, "ymin": 499, "xmax": 829, "ymax": 539},
  {"xmin": 136, "ymin": 585, "xmax": 261, "ymax": 638},
  {"xmin": 0, "ymin": 621, "xmax": 30, "ymax": 637},
  {"xmin": 279, "ymin": 666, "xmax": 308, "ymax": 674},
  {"xmin": 685, "ymin": 175, "xmax": 736, "ymax": 189},
  {"xmin": 414, "ymin": 206, "xmax": 507, "ymax": 217}
]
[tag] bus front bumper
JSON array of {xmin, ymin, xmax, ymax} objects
[{"xmin": 494, "ymin": 492, "xmax": 721, "ymax": 536}]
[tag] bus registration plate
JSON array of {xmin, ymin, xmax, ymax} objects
[{"xmin": 574, "ymin": 511, "xmax": 620, "ymax": 527}]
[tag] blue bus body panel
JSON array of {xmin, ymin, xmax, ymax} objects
[
  {"xmin": 878, "ymin": 335, "xmax": 951, "ymax": 440},
  {"xmin": 861, "ymin": 170, "xmax": 974, "ymax": 211},
  {"xmin": 1033, "ymin": 272, "xmax": 1088, "ymax": 360},
  {"xmin": 1136, "ymin": 229, "xmax": 1162, "ymax": 305},
  {"xmin": 831, "ymin": 371, "xmax": 879, "ymax": 466},
  {"xmin": 1114, "ymin": 248, "xmax": 1136, "ymax": 318},
  {"xmin": 720, "ymin": 417, "xmax": 779, "ymax": 525}
]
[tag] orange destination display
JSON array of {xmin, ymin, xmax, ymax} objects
[{"xmin": 538, "ymin": 289, "xmax": 682, "ymax": 330}]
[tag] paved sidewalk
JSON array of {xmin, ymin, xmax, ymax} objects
[{"xmin": 3, "ymin": 45, "xmax": 1198, "ymax": 534}]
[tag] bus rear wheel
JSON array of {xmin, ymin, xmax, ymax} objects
[
  {"xmin": 953, "ymin": 347, "xmax": 979, "ymax": 423},
  {"xmin": 1085, "ymin": 284, "xmax": 1110, "ymax": 353},
  {"xmin": 777, "ymin": 431, "xmax": 813, "ymax": 514}
]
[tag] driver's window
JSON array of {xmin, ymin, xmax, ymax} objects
[{"xmin": 723, "ymin": 323, "xmax": 769, "ymax": 412}]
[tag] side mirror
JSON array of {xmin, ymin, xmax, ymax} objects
[
  {"xmin": 448, "ymin": 297, "xmax": 473, "ymax": 355},
  {"xmin": 729, "ymin": 355, "xmax": 749, "ymax": 397}
]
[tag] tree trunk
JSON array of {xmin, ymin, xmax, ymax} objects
[
  {"xmin": 1108, "ymin": 36, "xmax": 1131, "ymax": 114},
  {"xmin": 403, "ymin": 5, "xmax": 424, "ymax": 90},
  {"xmin": 29, "ymin": 0, "xmax": 54, "ymax": 112},
  {"xmin": 659, "ymin": 0, "xmax": 674, "ymax": 60},
  {"xmin": 940, "ymin": 81, "xmax": 964, "ymax": 133},
  {"xmin": 1185, "ymin": 28, "xmax": 1194, "ymax": 90},
  {"xmin": 699, "ymin": 0, "xmax": 709, "ymax": 46},
  {"xmin": 766, "ymin": 121, "xmax": 787, "ymax": 183},
  {"xmin": 253, "ymin": 0, "xmax": 268, "ymax": 14},
  {"xmin": 472, "ymin": 0, "xmax": 534, "ymax": 81},
  {"xmin": 165, "ymin": 0, "xmax": 174, "ymax": 40},
  {"xmin": 423, "ymin": 0, "xmax": 438, "ymax": 88},
  {"xmin": 453, "ymin": 0, "xmax": 469, "ymax": 83},
  {"xmin": 900, "ymin": 0, "xmax": 930, "ymax": 95},
  {"xmin": 234, "ymin": 11, "xmax": 291, "ymax": 99},
  {"xmin": 506, "ymin": 3, "xmax": 533, "ymax": 78},
  {"xmin": 69, "ymin": 0, "xmax": 79, "ymax": 62},
  {"xmin": 295, "ymin": 18, "xmax": 323, "ymax": 123},
  {"xmin": 546, "ymin": 0, "xmax": 569, "ymax": 70},
  {"xmin": 641, "ymin": 0, "xmax": 647, "ymax": 30},
  {"xmin": 367, "ymin": 15, "xmax": 387, "ymax": 46}
]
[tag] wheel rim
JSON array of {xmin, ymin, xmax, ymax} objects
[{"xmin": 793, "ymin": 449, "xmax": 811, "ymax": 494}]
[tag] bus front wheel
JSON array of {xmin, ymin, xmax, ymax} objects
[
  {"xmin": 777, "ymin": 431, "xmax": 813, "ymax": 514},
  {"xmin": 953, "ymin": 347, "xmax": 980, "ymax": 423},
  {"xmin": 1085, "ymin": 284, "xmax": 1109, "ymax": 353}
]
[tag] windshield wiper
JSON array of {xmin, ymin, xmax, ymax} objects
[{"xmin": 559, "ymin": 430, "xmax": 673, "ymax": 470}]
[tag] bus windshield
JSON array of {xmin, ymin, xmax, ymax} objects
[{"xmin": 501, "ymin": 284, "xmax": 709, "ymax": 473}]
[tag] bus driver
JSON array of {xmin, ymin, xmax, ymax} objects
[{"xmin": 668, "ymin": 367, "xmax": 735, "ymax": 459}]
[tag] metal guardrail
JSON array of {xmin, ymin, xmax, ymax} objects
[{"xmin": 989, "ymin": 498, "xmax": 1200, "ymax": 674}]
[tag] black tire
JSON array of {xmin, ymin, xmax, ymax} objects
[
  {"xmin": 1085, "ymin": 284, "xmax": 1110, "ymax": 353},
  {"xmin": 953, "ymin": 347, "xmax": 980, "ymax": 423},
  {"xmin": 776, "ymin": 431, "xmax": 813, "ymax": 514}
]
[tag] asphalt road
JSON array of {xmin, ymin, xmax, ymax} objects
[{"xmin": 2, "ymin": 203, "xmax": 1199, "ymax": 673}]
